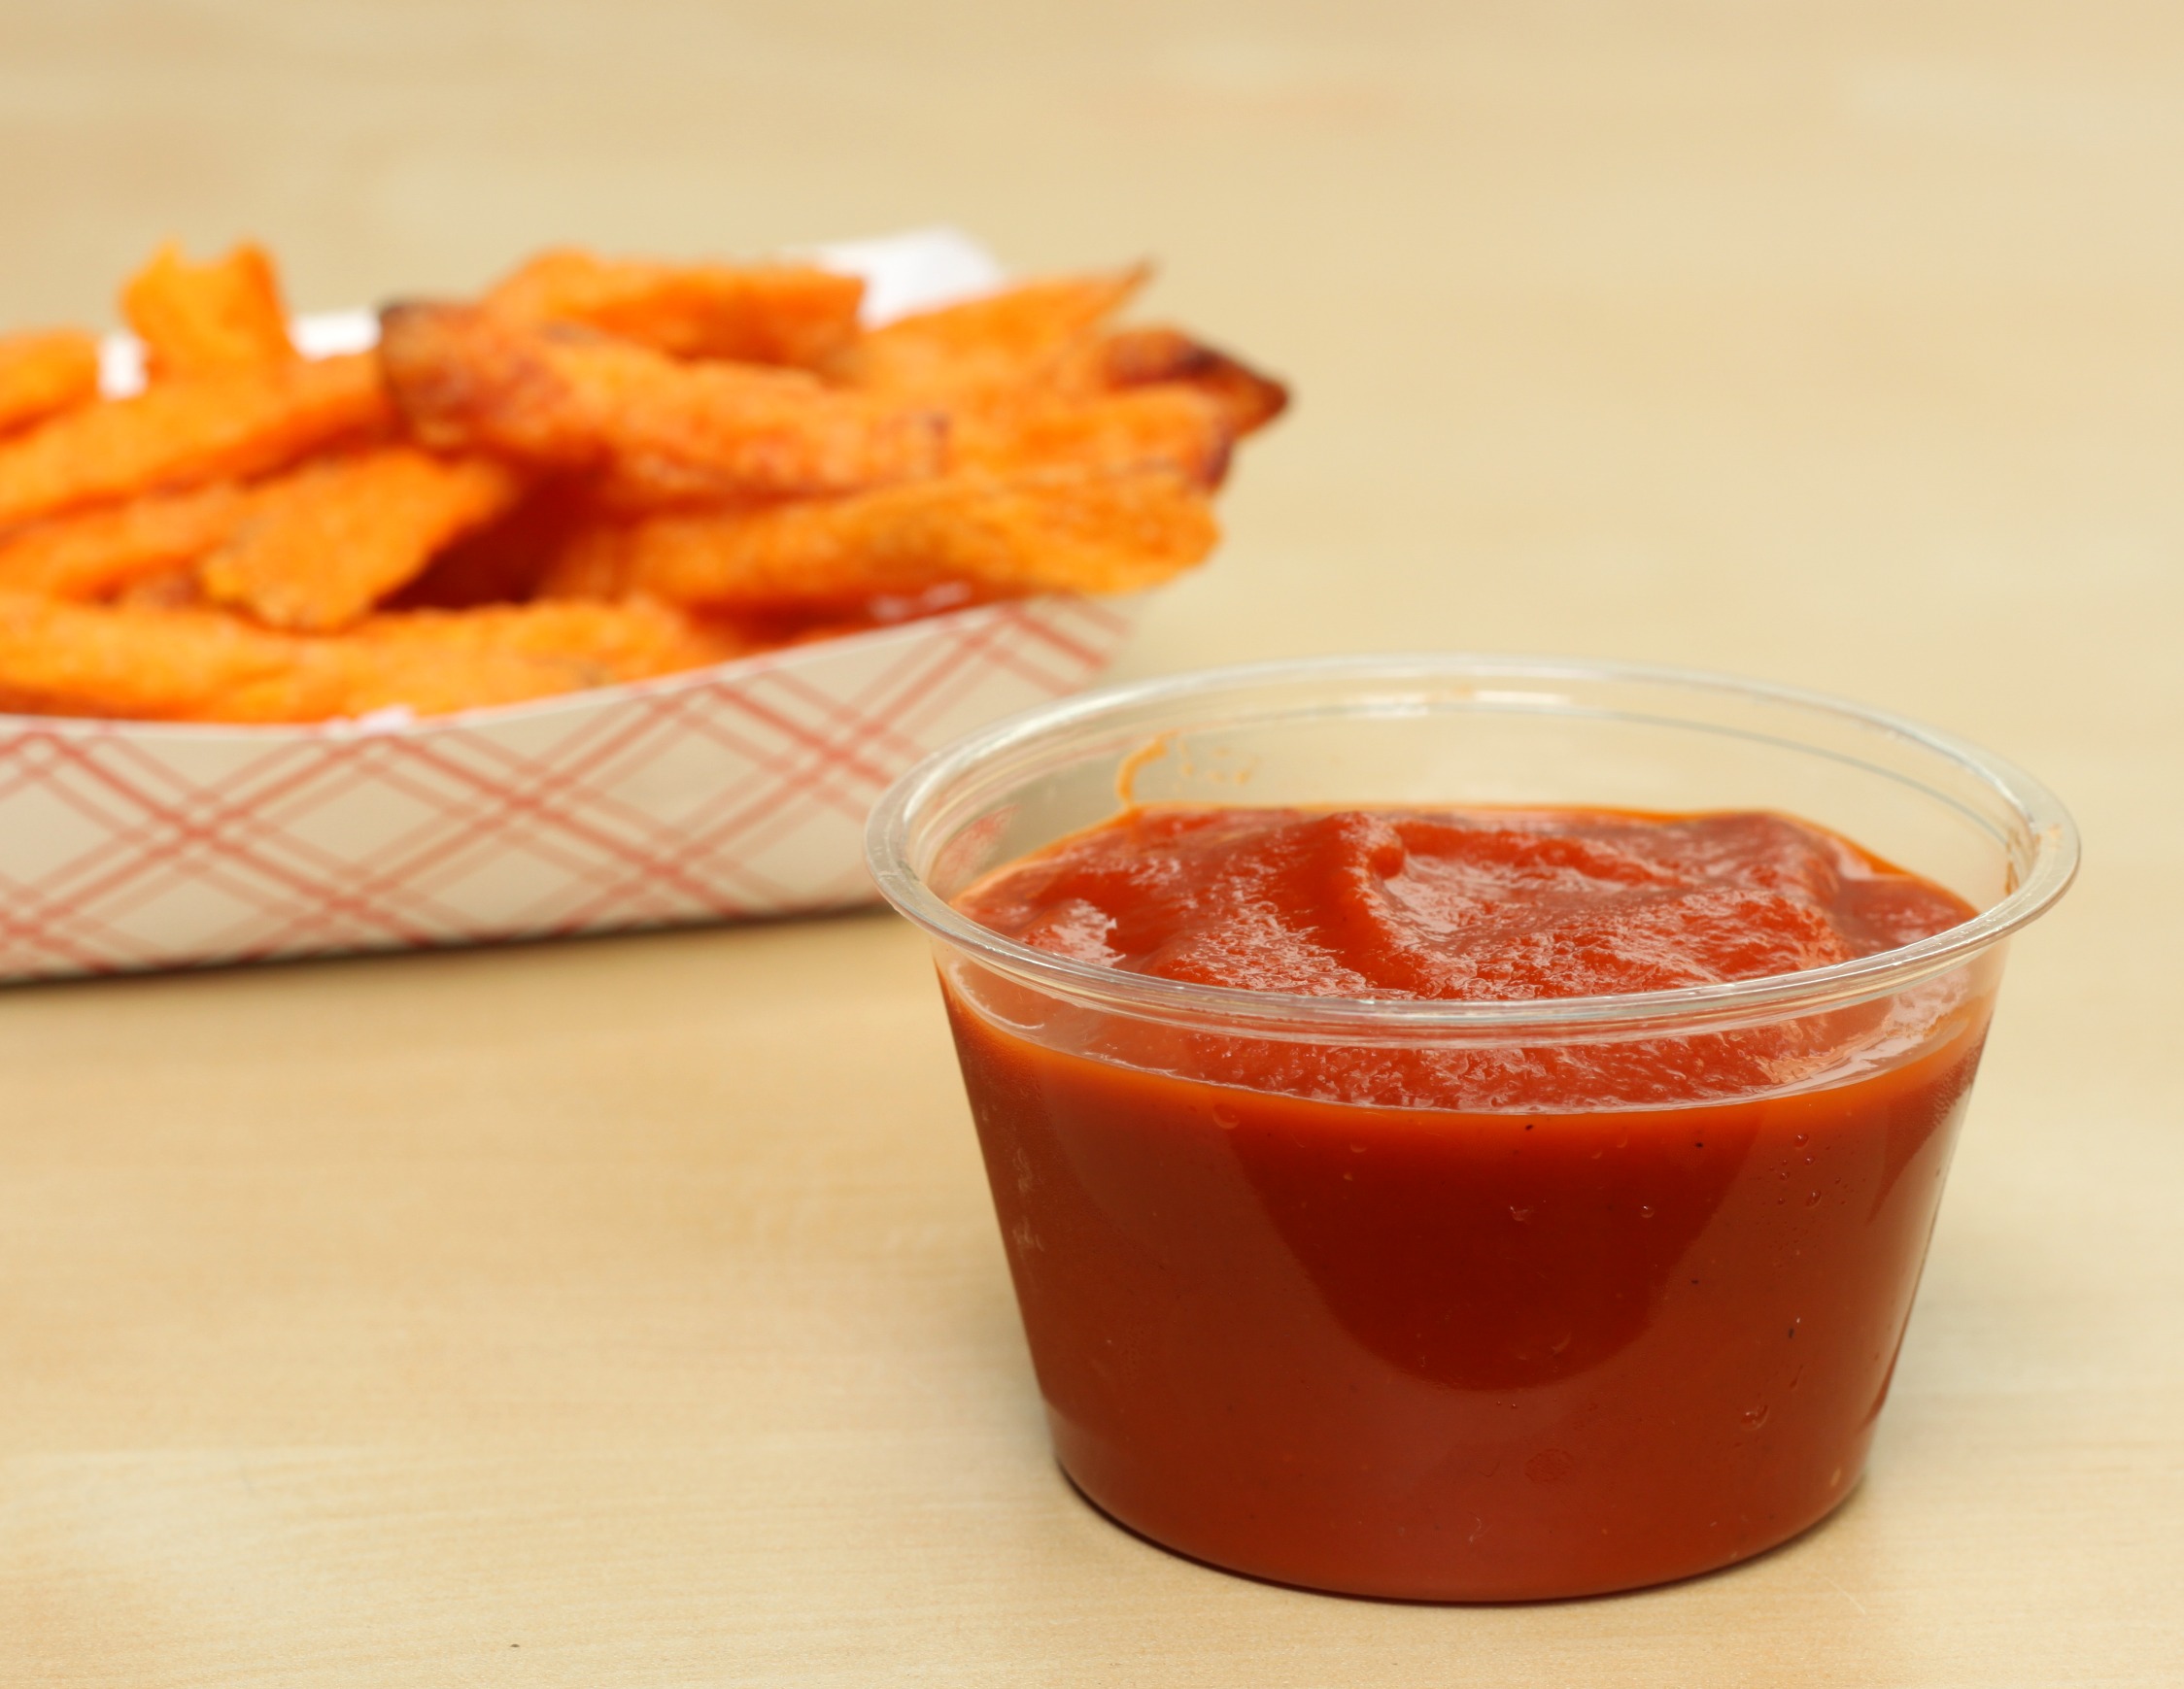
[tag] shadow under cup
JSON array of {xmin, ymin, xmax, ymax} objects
[{"xmin": 867, "ymin": 657, "xmax": 2077, "ymax": 1602}]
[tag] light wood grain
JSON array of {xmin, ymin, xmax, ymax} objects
[{"xmin": 2, "ymin": 2, "xmax": 2179, "ymax": 1682}]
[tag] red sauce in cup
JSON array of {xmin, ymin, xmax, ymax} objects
[{"xmin": 946, "ymin": 806, "xmax": 1983, "ymax": 1599}]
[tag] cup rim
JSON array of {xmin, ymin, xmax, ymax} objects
[{"xmin": 865, "ymin": 653, "xmax": 2079, "ymax": 1037}]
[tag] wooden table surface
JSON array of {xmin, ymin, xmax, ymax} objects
[{"xmin": 4, "ymin": 4, "xmax": 2179, "ymax": 1682}]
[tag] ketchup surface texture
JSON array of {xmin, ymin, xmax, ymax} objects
[{"xmin": 945, "ymin": 807, "xmax": 1988, "ymax": 1599}]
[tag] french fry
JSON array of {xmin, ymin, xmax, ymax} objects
[
  {"xmin": 0, "ymin": 592, "xmax": 734, "ymax": 724},
  {"xmin": 0, "ymin": 354, "xmax": 391, "ymax": 529},
  {"xmin": 1086, "ymin": 326, "xmax": 1289, "ymax": 436},
  {"xmin": 956, "ymin": 387, "xmax": 1234, "ymax": 488},
  {"xmin": 826, "ymin": 269, "xmax": 1147, "ymax": 398},
  {"xmin": 208, "ymin": 638, "xmax": 597, "ymax": 723},
  {"xmin": 0, "ymin": 330, "xmax": 102, "ymax": 437},
  {"xmin": 120, "ymin": 242, "xmax": 295, "ymax": 379},
  {"xmin": 0, "ymin": 483, "xmax": 246, "ymax": 600},
  {"xmin": 540, "ymin": 462, "xmax": 1218, "ymax": 612},
  {"xmin": 484, "ymin": 249, "xmax": 865, "ymax": 367},
  {"xmin": 200, "ymin": 448, "xmax": 522, "ymax": 632},
  {"xmin": 220, "ymin": 600, "xmax": 738, "ymax": 721},
  {"xmin": 0, "ymin": 592, "xmax": 298, "ymax": 719},
  {"xmin": 354, "ymin": 597, "xmax": 745, "ymax": 672},
  {"xmin": 379, "ymin": 304, "xmax": 944, "ymax": 502}
]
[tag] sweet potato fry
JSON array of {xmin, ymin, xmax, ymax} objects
[
  {"xmin": 0, "ymin": 592, "xmax": 734, "ymax": 724},
  {"xmin": 826, "ymin": 269, "xmax": 1147, "ymax": 398},
  {"xmin": 212, "ymin": 649, "xmax": 581, "ymax": 722},
  {"xmin": 355, "ymin": 598, "xmax": 745, "ymax": 672},
  {"xmin": 0, "ymin": 354, "xmax": 391, "ymax": 529},
  {"xmin": 380, "ymin": 304, "xmax": 944, "ymax": 503},
  {"xmin": 0, "ymin": 592, "xmax": 300, "ymax": 719},
  {"xmin": 200, "ymin": 448, "xmax": 522, "ymax": 632},
  {"xmin": 540, "ymin": 463, "xmax": 1218, "ymax": 612},
  {"xmin": 0, "ymin": 483, "xmax": 246, "ymax": 600},
  {"xmin": 0, "ymin": 330, "xmax": 102, "ymax": 437},
  {"xmin": 484, "ymin": 249, "xmax": 864, "ymax": 367},
  {"xmin": 221, "ymin": 600, "xmax": 735, "ymax": 721},
  {"xmin": 120, "ymin": 242, "xmax": 295, "ymax": 379},
  {"xmin": 1087, "ymin": 326, "xmax": 1289, "ymax": 436},
  {"xmin": 956, "ymin": 387, "xmax": 1234, "ymax": 488}
]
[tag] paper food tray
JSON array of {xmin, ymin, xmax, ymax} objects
[{"xmin": 0, "ymin": 231, "xmax": 1143, "ymax": 983}]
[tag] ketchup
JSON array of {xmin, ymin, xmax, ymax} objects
[{"xmin": 946, "ymin": 806, "xmax": 1984, "ymax": 1599}]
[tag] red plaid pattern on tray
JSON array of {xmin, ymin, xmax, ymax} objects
[{"xmin": 0, "ymin": 595, "xmax": 1136, "ymax": 981}]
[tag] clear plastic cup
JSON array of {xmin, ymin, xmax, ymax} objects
[{"xmin": 866, "ymin": 655, "xmax": 2076, "ymax": 1601}]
